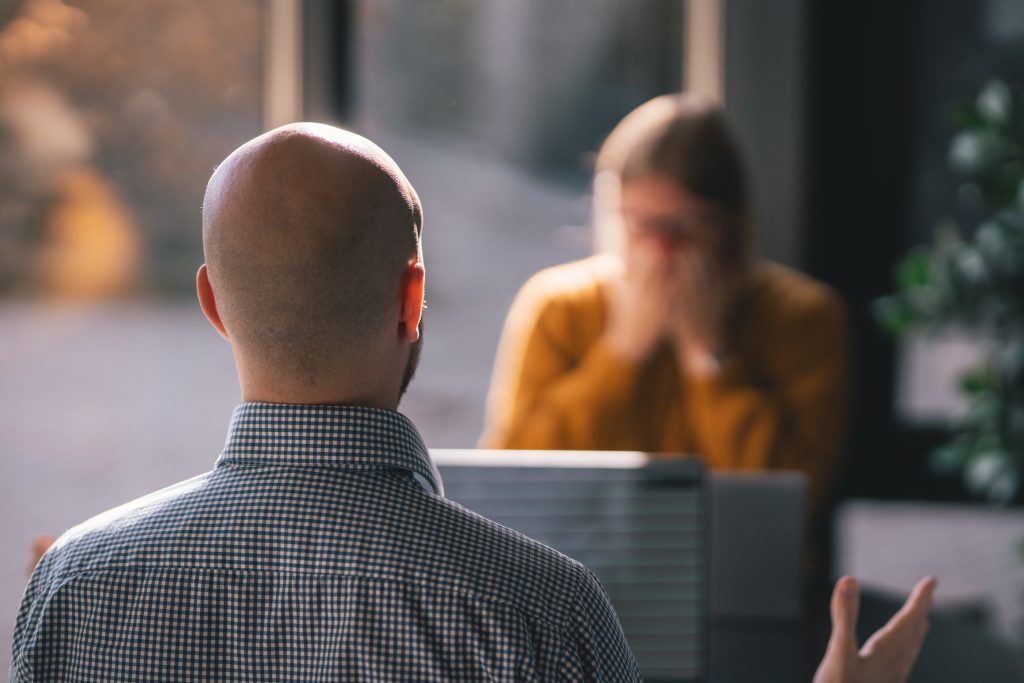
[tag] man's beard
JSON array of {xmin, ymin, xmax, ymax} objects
[{"xmin": 398, "ymin": 315, "xmax": 423, "ymax": 400}]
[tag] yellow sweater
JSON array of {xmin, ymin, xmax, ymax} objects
[{"xmin": 481, "ymin": 254, "xmax": 849, "ymax": 513}]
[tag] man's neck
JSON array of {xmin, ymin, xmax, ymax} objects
[
  {"xmin": 230, "ymin": 344, "xmax": 405, "ymax": 412},
  {"xmin": 239, "ymin": 388, "xmax": 400, "ymax": 411},
  {"xmin": 236, "ymin": 369, "xmax": 400, "ymax": 412}
]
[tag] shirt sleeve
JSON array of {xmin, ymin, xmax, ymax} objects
[
  {"xmin": 9, "ymin": 552, "xmax": 56, "ymax": 682},
  {"xmin": 480, "ymin": 268, "xmax": 640, "ymax": 450},
  {"xmin": 684, "ymin": 288, "xmax": 849, "ymax": 513},
  {"xmin": 558, "ymin": 564, "xmax": 643, "ymax": 682}
]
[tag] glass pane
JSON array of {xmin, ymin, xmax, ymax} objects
[
  {"xmin": 0, "ymin": 2, "xmax": 263, "ymax": 669},
  {"xmin": 0, "ymin": 0, "xmax": 263, "ymax": 296},
  {"xmin": 337, "ymin": 0, "xmax": 684, "ymax": 445}
]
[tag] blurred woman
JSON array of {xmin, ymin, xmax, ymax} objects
[{"xmin": 480, "ymin": 93, "xmax": 848, "ymax": 513}]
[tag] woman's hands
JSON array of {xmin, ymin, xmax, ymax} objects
[
  {"xmin": 604, "ymin": 238, "xmax": 732, "ymax": 375},
  {"xmin": 604, "ymin": 241, "xmax": 678, "ymax": 363}
]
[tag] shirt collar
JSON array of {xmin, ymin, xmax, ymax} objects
[{"xmin": 215, "ymin": 402, "xmax": 443, "ymax": 496}]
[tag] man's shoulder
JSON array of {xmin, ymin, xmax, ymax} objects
[
  {"xmin": 430, "ymin": 498, "xmax": 640, "ymax": 679},
  {"xmin": 39, "ymin": 471, "xmax": 214, "ymax": 577},
  {"xmin": 31, "ymin": 464, "xmax": 601, "ymax": 631},
  {"xmin": 41, "ymin": 468, "xmax": 593, "ymax": 624},
  {"xmin": 422, "ymin": 491, "xmax": 594, "ymax": 626}
]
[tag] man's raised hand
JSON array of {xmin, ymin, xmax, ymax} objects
[{"xmin": 813, "ymin": 575, "xmax": 937, "ymax": 683}]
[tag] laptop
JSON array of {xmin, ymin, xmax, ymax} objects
[
  {"xmin": 709, "ymin": 471, "xmax": 806, "ymax": 620},
  {"xmin": 432, "ymin": 450, "xmax": 806, "ymax": 682},
  {"xmin": 433, "ymin": 449, "xmax": 708, "ymax": 682}
]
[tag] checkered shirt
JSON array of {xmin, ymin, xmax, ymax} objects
[{"xmin": 10, "ymin": 402, "xmax": 641, "ymax": 681}]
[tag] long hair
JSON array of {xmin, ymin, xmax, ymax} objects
[{"xmin": 593, "ymin": 93, "xmax": 755, "ymax": 271}]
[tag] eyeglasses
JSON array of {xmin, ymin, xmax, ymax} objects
[{"xmin": 620, "ymin": 209, "xmax": 725, "ymax": 250}]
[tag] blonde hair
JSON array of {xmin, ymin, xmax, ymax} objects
[{"xmin": 593, "ymin": 93, "xmax": 754, "ymax": 270}]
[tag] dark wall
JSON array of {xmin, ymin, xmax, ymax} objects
[
  {"xmin": 804, "ymin": 1, "xmax": 957, "ymax": 501},
  {"xmin": 807, "ymin": 0, "xmax": 1024, "ymax": 501}
]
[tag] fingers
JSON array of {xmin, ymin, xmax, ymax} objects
[
  {"xmin": 869, "ymin": 576, "xmax": 937, "ymax": 651},
  {"xmin": 610, "ymin": 241, "xmax": 677, "ymax": 361},
  {"xmin": 627, "ymin": 237, "xmax": 669, "ymax": 275},
  {"xmin": 857, "ymin": 576, "xmax": 936, "ymax": 683},
  {"xmin": 672, "ymin": 250, "xmax": 724, "ymax": 314},
  {"xmin": 828, "ymin": 575, "xmax": 861, "ymax": 654},
  {"xmin": 818, "ymin": 576, "xmax": 938, "ymax": 683},
  {"xmin": 901, "ymin": 575, "xmax": 938, "ymax": 621},
  {"xmin": 629, "ymin": 244, "xmax": 675, "ymax": 304},
  {"xmin": 626, "ymin": 242, "xmax": 727, "ymax": 355},
  {"xmin": 27, "ymin": 534, "xmax": 57, "ymax": 577}
]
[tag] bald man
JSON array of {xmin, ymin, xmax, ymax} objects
[
  {"xmin": 10, "ymin": 124, "xmax": 636, "ymax": 681},
  {"xmin": 12, "ymin": 124, "xmax": 933, "ymax": 682}
]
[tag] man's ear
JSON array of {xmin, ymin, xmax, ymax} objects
[
  {"xmin": 399, "ymin": 260, "xmax": 425, "ymax": 343},
  {"xmin": 196, "ymin": 264, "xmax": 230, "ymax": 341}
]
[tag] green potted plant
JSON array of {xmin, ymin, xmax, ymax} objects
[{"xmin": 875, "ymin": 79, "xmax": 1024, "ymax": 504}]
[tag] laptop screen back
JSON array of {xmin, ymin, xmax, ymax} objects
[{"xmin": 433, "ymin": 450, "xmax": 708, "ymax": 683}]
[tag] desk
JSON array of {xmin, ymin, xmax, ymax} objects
[{"xmin": 705, "ymin": 590, "xmax": 1024, "ymax": 682}]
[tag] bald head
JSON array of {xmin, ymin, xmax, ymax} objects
[{"xmin": 201, "ymin": 123, "xmax": 423, "ymax": 389}]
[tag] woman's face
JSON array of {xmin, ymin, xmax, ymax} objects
[{"xmin": 619, "ymin": 173, "xmax": 728, "ymax": 260}]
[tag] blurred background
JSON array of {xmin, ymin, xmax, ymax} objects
[{"xmin": 2, "ymin": 0, "xmax": 1024, "ymax": 674}]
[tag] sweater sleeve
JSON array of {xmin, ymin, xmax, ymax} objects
[
  {"xmin": 480, "ymin": 265, "xmax": 641, "ymax": 450},
  {"xmin": 684, "ymin": 288, "xmax": 849, "ymax": 512}
]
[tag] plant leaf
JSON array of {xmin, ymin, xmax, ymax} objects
[
  {"xmin": 872, "ymin": 296, "xmax": 918, "ymax": 335},
  {"xmin": 960, "ymin": 365, "xmax": 994, "ymax": 395},
  {"xmin": 977, "ymin": 79, "xmax": 1013, "ymax": 128},
  {"xmin": 895, "ymin": 250, "xmax": 931, "ymax": 289},
  {"xmin": 965, "ymin": 451, "xmax": 1012, "ymax": 496},
  {"xmin": 949, "ymin": 130, "xmax": 1006, "ymax": 174}
]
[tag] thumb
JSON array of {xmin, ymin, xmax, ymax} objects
[{"xmin": 828, "ymin": 575, "xmax": 861, "ymax": 653}]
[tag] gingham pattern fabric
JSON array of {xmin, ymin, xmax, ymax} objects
[{"xmin": 10, "ymin": 403, "xmax": 641, "ymax": 682}]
